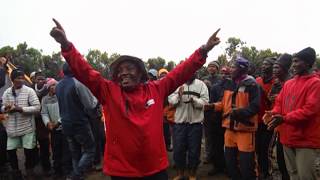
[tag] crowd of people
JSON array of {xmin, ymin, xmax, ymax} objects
[{"xmin": 0, "ymin": 19, "xmax": 320, "ymax": 180}]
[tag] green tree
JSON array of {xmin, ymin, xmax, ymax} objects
[
  {"xmin": 147, "ymin": 57, "xmax": 166, "ymax": 70},
  {"xmin": 165, "ymin": 61, "xmax": 175, "ymax": 71},
  {"xmin": 315, "ymin": 56, "xmax": 320, "ymax": 70},
  {"xmin": 217, "ymin": 54, "xmax": 229, "ymax": 67},
  {"xmin": 225, "ymin": 37, "xmax": 245, "ymax": 59}
]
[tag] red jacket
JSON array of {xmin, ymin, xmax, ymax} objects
[
  {"xmin": 256, "ymin": 77, "xmax": 273, "ymax": 123},
  {"xmin": 62, "ymin": 44, "xmax": 206, "ymax": 177},
  {"xmin": 272, "ymin": 74, "xmax": 320, "ymax": 148}
]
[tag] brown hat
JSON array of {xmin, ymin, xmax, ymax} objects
[{"xmin": 110, "ymin": 55, "xmax": 148, "ymax": 83}]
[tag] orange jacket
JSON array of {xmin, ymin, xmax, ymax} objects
[
  {"xmin": 163, "ymin": 104, "xmax": 175, "ymax": 123},
  {"xmin": 214, "ymin": 76, "xmax": 260, "ymax": 132}
]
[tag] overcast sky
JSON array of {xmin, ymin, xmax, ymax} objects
[{"xmin": 0, "ymin": 0, "xmax": 319, "ymax": 63}]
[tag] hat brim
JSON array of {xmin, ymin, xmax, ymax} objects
[{"xmin": 110, "ymin": 55, "xmax": 148, "ymax": 82}]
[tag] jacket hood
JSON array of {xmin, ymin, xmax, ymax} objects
[{"xmin": 62, "ymin": 63, "xmax": 73, "ymax": 76}]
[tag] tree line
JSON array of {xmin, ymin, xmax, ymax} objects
[{"xmin": 0, "ymin": 38, "xmax": 319, "ymax": 79}]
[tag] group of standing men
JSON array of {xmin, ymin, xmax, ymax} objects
[
  {"xmin": 0, "ymin": 56, "xmax": 105, "ymax": 180},
  {"xmin": 0, "ymin": 18, "xmax": 320, "ymax": 180}
]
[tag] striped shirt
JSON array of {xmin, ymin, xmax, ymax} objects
[{"xmin": 1, "ymin": 85, "xmax": 40, "ymax": 137}]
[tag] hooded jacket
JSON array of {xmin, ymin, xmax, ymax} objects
[
  {"xmin": 61, "ymin": 44, "xmax": 207, "ymax": 177},
  {"xmin": 55, "ymin": 63, "xmax": 98, "ymax": 135},
  {"xmin": 272, "ymin": 74, "xmax": 320, "ymax": 148}
]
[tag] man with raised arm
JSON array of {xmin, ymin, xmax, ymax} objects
[{"xmin": 50, "ymin": 18, "xmax": 220, "ymax": 179}]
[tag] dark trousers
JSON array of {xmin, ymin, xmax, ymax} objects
[
  {"xmin": 7, "ymin": 148, "xmax": 37, "ymax": 170},
  {"xmin": 204, "ymin": 112, "xmax": 226, "ymax": 171},
  {"xmin": 66, "ymin": 126, "xmax": 95, "ymax": 178},
  {"xmin": 173, "ymin": 123, "xmax": 202, "ymax": 170},
  {"xmin": 203, "ymin": 112, "xmax": 212, "ymax": 160},
  {"xmin": 111, "ymin": 170, "xmax": 168, "ymax": 180},
  {"xmin": 256, "ymin": 123, "xmax": 273, "ymax": 177},
  {"xmin": 210, "ymin": 124, "xmax": 225, "ymax": 171},
  {"xmin": 0, "ymin": 126, "xmax": 7, "ymax": 168},
  {"xmin": 51, "ymin": 129, "xmax": 72, "ymax": 175},
  {"xmin": 276, "ymin": 139, "xmax": 290, "ymax": 180},
  {"xmin": 225, "ymin": 147, "xmax": 256, "ymax": 180},
  {"xmin": 89, "ymin": 119, "xmax": 105, "ymax": 165},
  {"xmin": 163, "ymin": 122, "xmax": 171, "ymax": 149},
  {"xmin": 37, "ymin": 137, "xmax": 51, "ymax": 171}
]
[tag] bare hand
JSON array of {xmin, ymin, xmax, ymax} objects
[
  {"xmin": 9, "ymin": 105, "xmax": 23, "ymax": 113},
  {"xmin": 178, "ymin": 86, "xmax": 184, "ymax": 97},
  {"xmin": 50, "ymin": 18, "xmax": 70, "ymax": 49},
  {"xmin": 263, "ymin": 111, "xmax": 273, "ymax": 125},
  {"xmin": 47, "ymin": 122, "xmax": 56, "ymax": 131},
  {"xmin": 204, "ymin": 103, "xmax": 214, "ymax": 111},
  {"xmin": 203, "ymin": 28, "xmax": 221, "ymax": 52},
  {"xmin": 267, "ymin": 114, "xmax": 283, "ymax": 131},
  {"xmin": 4, "ymin": 104, "xmax": 13, "ymax": 112}
]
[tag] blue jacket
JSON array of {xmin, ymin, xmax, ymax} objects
[{"xmin": 56, "ymin": 74, "xmax": 98, "ymax": 135}]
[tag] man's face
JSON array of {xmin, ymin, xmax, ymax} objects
[
  {"xmin": 261, "ymin": 60, "xmax": 273, "ymax": 75},
  {"xmin": 230, "ymin": 64, "xmax": 242, "ymax": 79},
  {"xmin": 272, "ymin": 63, "xmax": 285, "ymax": 78},
  {"xmin": 13, "ymin": 76, "xmax": 24, "ymax": 89},
  {"xmin": 117, "ymin": 61, "xmax": 142, "ymax": 91},
  {"xmin": 292, "ymin": 57, "xmax": 309, "ymax": 75},
  {"xmin": 221, "ymin": 72, "xmax": 231, "ymax": 80},
  {"xmin": 36, "ymin": 75, "xmax": 46, "ymax": 89},
  {"xmin": 207, "ymin": 64, "xmax": 218, "ymax": 75}
]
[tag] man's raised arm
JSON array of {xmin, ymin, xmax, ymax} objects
[
  {"xmin": 50, "ymin": 18, "xmax": 108, "ymax": 104},
  {"xmin": 158, "ymin": 29, "xmax": 221, "ymax": 97}
]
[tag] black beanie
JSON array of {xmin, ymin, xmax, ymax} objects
[
  {"xmin": 293, "ymin": 47, "xmax": 316, "ymax": 66},
  {"xmin": 275, "ymin": 53, "xmax": 292, "ymax": 72},
  {"xmin": 10, "ymin": 69, "xmax": 24, "ymax": 81}
]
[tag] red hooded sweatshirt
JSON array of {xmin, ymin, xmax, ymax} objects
[
  {"xmin": 62, "ymin": 44, "xmax": 206, "ymax": 177},
  {"xmin": 272, "ymin": 74, "xmax": 320, "ymax": 148}
]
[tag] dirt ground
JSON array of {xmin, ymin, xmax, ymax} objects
[{"xmin": 15, "ymin": 147, "xmax": 228, "ymax": 180}]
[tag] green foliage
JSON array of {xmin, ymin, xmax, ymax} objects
[
  {"xmin": 147, "ymin": 57, "xmax": 166, "ymax": 70},
  {"xmin": 217, "ymin": 54, "xmax": 229, "ymax": 67},
  {"xmin": 2, "ymin": 39, "xmax": 311, "ymax": 80},
  {"xmin": 315, "ymin": 56, "xmax": 320, "ymax": 70},
  {"xmin": 0, "ymin": 42, "xmax": 64, "ymax": 79},
  {"xmin": 165, "ymin": 61, "xmax": 175, "ymax": 71},
  {"xmin": 147, "ymin": 57, "xmax": 176, "ymax": 72},
  {"xmin": 223, "ymin": 37, "xmax": 280, "ymax": 76},
  {"xmin": 85, "ymin": 49, "xmax": 120, "ymax": 78},
  {"xmin": 225, "ymin": 37, "xmax": 245, "ymax": 58}
]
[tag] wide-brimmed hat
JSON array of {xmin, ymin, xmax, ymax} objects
[{"xmin": 110, "ymin": 55, "xmax": 148, "ymax": 82}]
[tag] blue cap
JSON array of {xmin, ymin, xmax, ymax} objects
[
  {"xmin": 148, "ymin": 69, "xmax": 158, "ymax": 78},
  {"xmin": 235, "ymin": 57, "xmax": 249, "ymax": 69}
]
